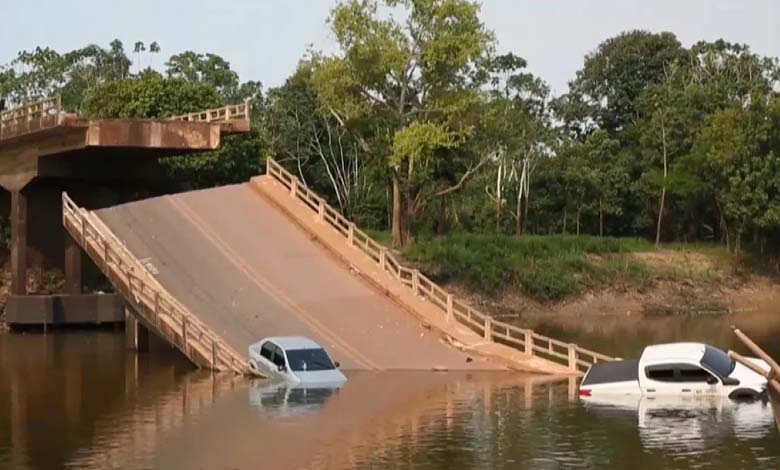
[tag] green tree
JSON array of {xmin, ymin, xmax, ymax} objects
[
  {"xmin": 568, "ymin": 30, "xmax": 686, "ymax": 134},
  {"xmin": 310, "ymin": 0, "xmax": 495, "ymax": 247},
  {"xmin": 0, "ymin": 41, "xmax": 131, "ymax": 110},
  {"xmin": 166, "ymin": 52, "xmax": 241, "ymax": 102}
]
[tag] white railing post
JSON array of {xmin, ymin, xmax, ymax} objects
[
  {"xmin": 290, "ymin": 179, "xmax": 298, "ymax": 198},
  {"xmin": 568, "ymin": 344, "xmax": 578, "ymax": 372},
  {"xmin": 411, "ymin": 269, "xmax": 419, "ymax": 294},
  {"xmin": 483, "ymin": 317, "xmax": 492, "ymax": 341},
  {"xmin": 347, "ymin": 223, "xmax": 355, "ymax": 246},
  {"xmin": 524, "ymin": 330, "xmax": 534, "ymax": 355},
  {"xmin": 318, "ymin": 199, "xmax": 325, "ymax": 222},
  {"xmin": 446, "ymin": 294, "xmax": 453, "ymax": 322},
  {"xmin": 266, "ymin": 158, "xmax": 272, "ymax": 176},
  {"xmin": 379, "ymin": 247, "xmax": 387, "ymax": 270}
]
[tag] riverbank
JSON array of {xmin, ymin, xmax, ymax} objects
[{"xmin": 368, "ymin": 233, "xmax": 779, "ymax": 319}]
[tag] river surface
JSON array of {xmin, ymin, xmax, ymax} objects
[{"xmin": 0, "ymin": 311, "xmax": 778, "ymax": 470}]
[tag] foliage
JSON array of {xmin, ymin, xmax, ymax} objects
[
  {"xmin": 311, "ymin": 0, "xmax": 496, "ymax": 247},
  {"xmin": 83, "ymin": 69, "xmax": 220, "ymax": 118},
  {"xmin": 404, "ymin": 234, "xmax": 651, "ymax": 300}
]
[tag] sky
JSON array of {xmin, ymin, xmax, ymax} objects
[{"xmin": 1, "ymin": 0, "xmax": 779, "ymax": 95}]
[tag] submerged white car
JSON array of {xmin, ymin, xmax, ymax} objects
[
  {"xmin": 580, "ymin": 343, "xmax": 769, "ymax": 400},
  {"xmin": 248, "ymin": 336, "xmax": 347, "ymax": 385}
]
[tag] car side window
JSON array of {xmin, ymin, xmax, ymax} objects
[
  {"xmin": 260, "ymin": 342, "xmax": 274, "ymax": 361},
  {"xmin": 645, "ymin": 366, "xmax": 675, "ymax": 382},
  {"xmin": 272, "ymin": 345, "xmax": 286, "ymax": 368},
  {"xmin": 678, "ymin": 365, "xmax": 715, "ymax": 383}
]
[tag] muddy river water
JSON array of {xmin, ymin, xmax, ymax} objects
[{"xmin": 0, "ymin": 310, "xmax": 778, "ymax": 469}]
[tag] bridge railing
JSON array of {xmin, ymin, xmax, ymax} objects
[
  {"xmin": 62, "ymin": 193, "xmax": 248, "ymax": 374},
  {"xmin": 168, "ymin": 101, "xmax": 251, "ymax": 123},
  {"xmin": 266, "ymin": 157, "xmax": 615, "ymax": 373},
  {"xmin": 0, "ymin": 96, "xmax": 62, "ymax": 141}
]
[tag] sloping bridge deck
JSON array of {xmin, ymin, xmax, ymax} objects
[
  {"xmin": 64, "ymin": 159, "xmax": 614, "ymax": 374},
  {"xmin": 95, "ymin": 183, "xmax": 498, "ymax": 371}
]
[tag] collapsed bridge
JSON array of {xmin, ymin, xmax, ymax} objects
[{"xmin": 63, "ymin": 159, "xmax": 614, "ymax": 375}]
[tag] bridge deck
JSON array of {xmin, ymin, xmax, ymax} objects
[{"xmin": 96, "ymin": 184, "xmax": 501, "ymax": 371}]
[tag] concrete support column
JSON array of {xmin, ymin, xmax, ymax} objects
[
  {"xmin": 125, "ymin": 308, "xmax": 149, "ymax": 352},
  {"xmin": 10, "ymin": 189, "xmax": 27, "ymax": 295},
  {"xmin": 64, "ymin": 233, "xmax": 82, "ymax": 294}
]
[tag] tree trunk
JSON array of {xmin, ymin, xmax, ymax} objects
[
  {"xmin": 562, "ymin": 207, "xmax": 568, "ymax": 235},
  {"xmin": 391, "ymin": 173, "xmax": 406, "ymax": 248},
  {"xmin": 735, "ymin": 229, "xmax": 742, "ymax": 256},
  {"xmin": 655, "ymin": 119, "xmax": 668, "ymax": 248},
  {"xmin": 576, "ymin": 207, "xmax": 581, "ymax": 236},
  {"xmin": 655, "ymin": 185, "xmax": 666, "ymax": 247},
  {"xmin": 515, "ymin": 192, "xmax": 523, "ymax": 235},
  {"xmin": 599, "ymin": 199, "xmax": 604, "ymax": 237}
]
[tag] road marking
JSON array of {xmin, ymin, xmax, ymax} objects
[{"xmin": 167, "ymin": 194, "xmax": 381, "ymax": 371}]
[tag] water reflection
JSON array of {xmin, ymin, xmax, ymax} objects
[
  {"xmin": 0, "ymin": 332, "xmax": 778, "ymax": 470},
  {"xmin": 248, "ymin": 379, "xmax": 341, "ymax": 417},
  {"xmin": 584, "ymin": 395, "xmax": 775, "ymax": 456}
]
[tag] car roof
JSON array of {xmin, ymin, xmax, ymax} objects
[
  {"xmin": 642, "ymin": 342, "xmax": 707, "ymax": 362},
  {"xmin": 262, "ymin": 336, "xmax": 323, "ymax": 350}
]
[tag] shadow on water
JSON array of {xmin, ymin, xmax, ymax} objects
[{"xmin": 0, "ymin": 330, "xmax": 778, "ymax": 469}]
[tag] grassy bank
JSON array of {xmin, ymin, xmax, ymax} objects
[{"xmin": 362, "ymin": 233, "xmax": 738, "ymax": 302}]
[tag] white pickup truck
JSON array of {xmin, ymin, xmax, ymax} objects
[{"xmin": 579, "ymin": 342, "xmax": 770, "ymax": 400}]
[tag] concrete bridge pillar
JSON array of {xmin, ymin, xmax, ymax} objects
[
  {"xmin": 125, "ymin": 308, "xmax": 149, "ymax": 352},
  {"xmin": 64, "ymin": 232, "xmax": 82, "ymax": 294},
  {"xmin": 10, "ymin": 189, "xmax": 27, "ymax": 295}
]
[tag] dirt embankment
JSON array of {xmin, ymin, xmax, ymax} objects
[{"xmin": 442, "ymin": 249, "xmax": 780, "ymax": 321}]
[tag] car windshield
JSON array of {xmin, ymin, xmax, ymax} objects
[
  {"xmin": 286, "ymin": 348, "xmax": 335, "ymax": 372},
  {"xmin": 700, "ymin": 345, "xmax": 736, "ymax": 377}
]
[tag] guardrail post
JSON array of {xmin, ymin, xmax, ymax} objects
[
  {"xmin": 446, "ymin": 294, "xmax": 453, "ymax": 322},
  {"xmin": 182, "ymin": 318, "xmax": 189, "ymax": 353},
  {"xmin": 411, "ymin": 269, "xmax": 419, "ymax": 294},
  {"xmin": 348, "ymin": 223, "xmax": 355, "ymax": 246},
  {"xmin": 524, "ymin": 330, "xmax": 534, "ymax": 355},
  {"xmin": 290, "ymin": 179, "xmax": 298, "ymax": 198},
  {"xmin": 318, "ymin": 199, "xmax": 325, "ymax": 222},
  {"xmin": 153, "ymin": 291, "xmax": 160, "ymax": 326},
  {"xmin": 379, "ymin": 247, "xmax": 387, "ymax": 269},
  {"xmin": 568, "ymin": 344, "xmax": 577, "ymax": 371},
  {"xmin": 483, "ymin": 317, "xmax": 492, "ymax": 341},
  {"xmin": 266, "ymin": 157, "xmax": 272, "ymax": 176}
]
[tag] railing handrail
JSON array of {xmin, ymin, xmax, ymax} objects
[
  {"xmin": 265, "ymin": 157, "xmax": 615, "ymax": 373},
  {"xmin": 62, "ymin": 193, "xmax": 247, "ymax": 374},
  {"xmin": 0, "ymin": 95, "xmax": 62, "ymax": 141},
  {"xmin": 168, "ymin": 100, "xmax": 251, "ymax": 123}
]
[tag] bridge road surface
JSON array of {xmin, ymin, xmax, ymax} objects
[{"xmin": 97, "ymin": 184, "xmax": 503, "ymax": 371}]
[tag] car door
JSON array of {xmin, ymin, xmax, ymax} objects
[
  {"xmin": 271, "ymin": 344, "xmax": 291, "ymax": 380},
  {"xmin": 258, "ymin": 341, "xmax": 281, "ymax": 378},
  {"xmin": 676, "ymin": 363, "xmax": 720, "ymax": 397},
  {"xmin": 643, "ymin": 363, "xmax": 680, "ymax": 395}
]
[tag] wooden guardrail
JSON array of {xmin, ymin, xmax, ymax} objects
[
  {"xmin": 168, "ymin": 100, "xmax": 250, "ymax": 123},
  {"xmin": 62, "ymin": 193, "xmax": 248, "ymax": 374},
  {"xmin": 0, "ymin": 96, "xmax": 62, "ymax": 141},
  {"xmin": 266, "ymin": 157, "xmax": 615, "ymax": 372}
]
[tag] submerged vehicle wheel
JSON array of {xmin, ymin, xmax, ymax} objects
[{"xmin": 728, "ymin": 388, "xmax": 762, "ymax": 401}]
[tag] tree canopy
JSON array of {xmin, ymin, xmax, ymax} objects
[{"xmin": 3, "ymin": 6, "xmax": 779, "ymax": 256}]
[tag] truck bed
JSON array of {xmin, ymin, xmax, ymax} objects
[{"xmin": 581, "ymin": 359, "xmax": 640, "ymax": 386}]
